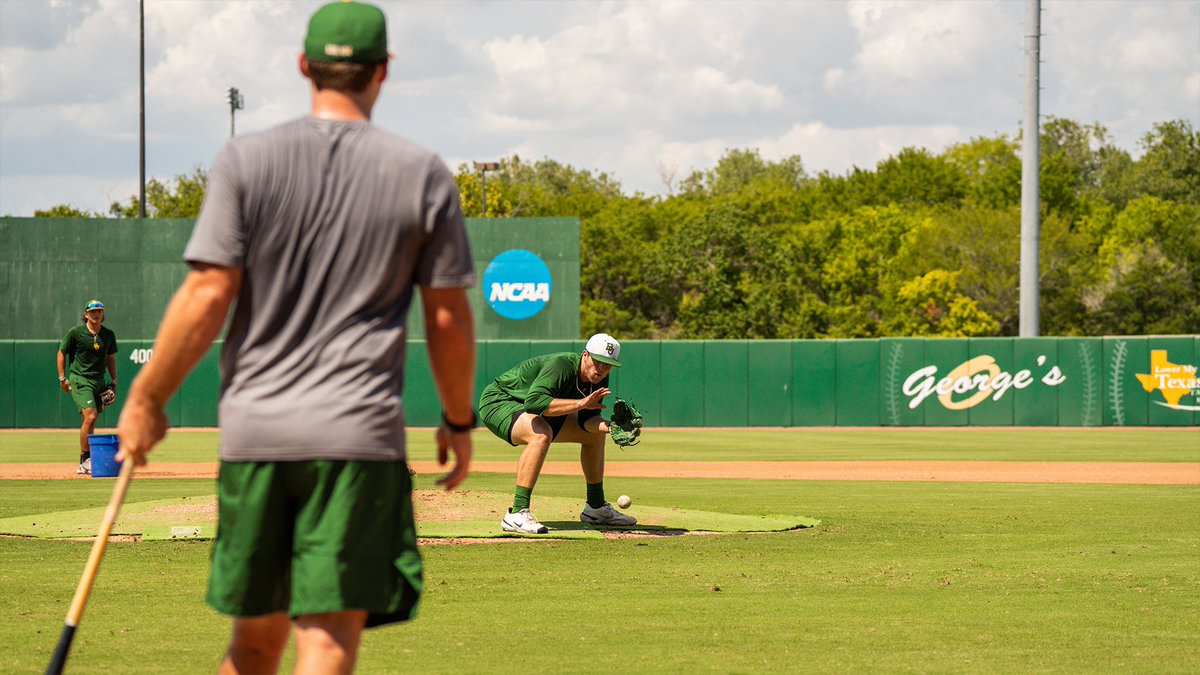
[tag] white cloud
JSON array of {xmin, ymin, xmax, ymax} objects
[
  {"xmin": 1, "ymin": 0, "xmax": 1197, "ymax": 215},
  {"xmin": 0, "ymin": 174, "xmax": 138, "ymax": 216},
  {"xmin": 476, "ymin": 0, "xmax": 784, "ymax": 133},
  {"xmin": 764, "ymin": 122, "xmax": 963, "ymax": 174},
  {"xmin": 1042, "ymin": 0, "xmax": 1200, "ymax": 151},
  {"xmin": 834, "ymin": 0, "xmax": 1019, "ymax": 116}
]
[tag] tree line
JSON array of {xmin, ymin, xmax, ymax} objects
[{"xmin": 35, "ymin": 118, "xmax": 1200, "ymax": 339}]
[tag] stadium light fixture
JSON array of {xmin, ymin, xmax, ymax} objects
[
  {"xmin": 473, "ymin": 161, "xmax": 501, "ymax": 217},
  {"xmin": 227, "ymin": 87, "xmax": 245, "ymax": 138}
]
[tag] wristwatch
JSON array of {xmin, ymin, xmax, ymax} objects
[
  {"xmin": 58, "ymin": 375, "xmax": 67, "ymax": 382},
  {"xmin": 442, "ymin": 411, "xmax": 477, "ymax": 432}
]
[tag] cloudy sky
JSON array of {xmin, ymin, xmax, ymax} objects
[{"xmin": 1, "ymin": 0, "xmax": 1197, "ymax": 216}]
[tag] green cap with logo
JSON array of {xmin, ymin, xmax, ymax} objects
[{"xmin": 304, "ymin": 1, "xmax": 389, "ymax": 64}]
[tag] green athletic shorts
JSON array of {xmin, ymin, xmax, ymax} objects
[
  {"xmin": 479, "ymin": 384, "xmax": 566, "ymax": 445},
  {"xmin": 206, "ymin": 460, "xmax": 422, "ymax": 628},
  {"xmin": 68, "ymin": 375, "xmax": 104, "ymax": 413}
]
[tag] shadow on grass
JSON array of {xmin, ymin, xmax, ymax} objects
[{"xmin": 540, "ymin": 520, "xmax": 690, "ymax": 536}]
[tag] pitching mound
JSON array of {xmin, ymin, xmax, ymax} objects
[{"xmin": 0, "ymin": 490, "xmax": 818, "ymax": 541}]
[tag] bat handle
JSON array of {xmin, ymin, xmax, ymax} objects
[{"xmin": 45, "ymin": 624, "xmax": 76, "ymax": 675}]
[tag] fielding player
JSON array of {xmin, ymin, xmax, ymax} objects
[
  {"xmin": 117, "ymin": 2, "xmax": 476, "ymax": 673},
  {"xmin": 56, "ymin": 299, "xmax": 118, "ymax": 475},
  {"xmin": 480, "ymin": 332, "xmax": 638, "ymax": 534}
]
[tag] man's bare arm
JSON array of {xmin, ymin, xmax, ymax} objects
[{"xmin": 421, "ymin": 286, "xmax": 475, "ymax": 490}]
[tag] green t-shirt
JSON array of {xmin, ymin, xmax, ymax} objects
[
  {"xmin": 59, "ymin": 324, "xmax": 118, "ymax": 382},
  {"xmin": 490, "ymin": 351, "xmax": 607, "ymax": 421}
]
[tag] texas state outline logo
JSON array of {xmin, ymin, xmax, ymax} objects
[{"xmin": 1135, "ymin": 350, "xmax": 1200, "ymax": 412}]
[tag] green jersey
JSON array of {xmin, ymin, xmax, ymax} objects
[
  {"xmin": 59, "ymin": 324, "xmax": 118, "ymax": 382},
  {"xmin": 489, "ymin": 352, "xmax": 607, "ymax": 420}
]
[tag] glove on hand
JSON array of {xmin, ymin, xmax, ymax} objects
[
  {"xmin": 609, "ymin": 397, "xmax": 644, "ymax": 447},
  {"xmin": 100, "ymin": 384, "xmax": 116, "ymax": 407}
]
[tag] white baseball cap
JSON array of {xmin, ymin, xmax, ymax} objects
[{"xmin": 584, "ymin": 333, "xmax": 621, "ymax": 367}]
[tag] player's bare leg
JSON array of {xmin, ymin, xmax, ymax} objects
[
  {"xmin": 511, "ymin": 414, "xmax": 554, "ymax": 490},
  {"xmin": 293, "ymin": 610, "xmax": 367, "ymax": 675},
  {"xmin": 503, "ymin": 413, "xmax": 555, "ymax": 534},
  {"xmin": 220, "ymin": 613, "xmax": 289, "ymax": 675},
  {"xmin": 78, "ymin": 407, "xmax": 98, "ymax": 469}
]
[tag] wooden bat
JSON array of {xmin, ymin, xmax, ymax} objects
[{"xmin": 45, "ymin": 459, "xmax": 135, "ymax": 675}]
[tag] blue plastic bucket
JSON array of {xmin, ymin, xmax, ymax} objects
[{"xmin": 87, "ymin": 434, "xmax": 122, "ymax": 478}]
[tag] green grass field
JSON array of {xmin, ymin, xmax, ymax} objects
[{"xmin": 1, "ymin": 428, "xmax": 1197, "ymax": 673}]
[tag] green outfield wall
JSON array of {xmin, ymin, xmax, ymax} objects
[
  {"xmin": 2, "ymin": 337, "xmax": 1195, "ymax": 429},
  {"xmin": 0, "ymin": 217, "xmax": 579, "ymax": 341}
]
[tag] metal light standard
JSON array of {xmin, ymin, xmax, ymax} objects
[
  {"xmin": 227, "ymin": 87, "xmax": 244, "ymax": 138},
  {"xmin": 139, "ymin": 0, "xmax": 145, "ymax": 217},
  {"xmin": 473, "ymin": 161, "xmax": 500, "ymax": 217}
]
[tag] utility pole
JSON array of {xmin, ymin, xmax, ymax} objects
[
  {"xmin": 138, "ymin": 0, "xmax": 146, "ymax": 218},
  {"xmin": 1019, "ymin": 0, "xmax": 1041, "ymax": 336},
  {"xmin": 227, "ymin": 87, "xmax": 244, "ymax": 138},
  {"xmin": 473, "ymin": 161, "xmax": 500, "ymax": 217}
]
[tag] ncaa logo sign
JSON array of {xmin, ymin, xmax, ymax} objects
[{"xmin": 483, "ymin": 249, "xmax": 552, "ymax": 320}]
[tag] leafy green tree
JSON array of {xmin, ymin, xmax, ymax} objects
[
  {"xmin": 819, "ymin": 205, "xmax": 924, "ymax": 337},
  {"xmin": 28, "ymin": 118, "xmax": 1197, "ymax": 338},
  {"xmin": 891, "ymin": 206, "xmax": 1020, "ymax": 334},
  {"xmin": 1124, "ymin": 120, "xmax": 1200, "ymax": 205},
  {"xmin": 883, "ymin": 269, "xmax": 1000, "ymax": 336},
  {"xmin": 942, "ymin": 135, "xmax": 1021, "ymax": 209},
  {"xmin": 1082, "ymin": 196, "xmax": 1200, "ymax": 334},
  {"xmin": 807, "ymin": 148, "xmax": 965, "ymax": 214},
  {"xmin": 580, "ymin": 298, "xmax": 656, "ymax": 338},
  {"xmin": 579, "ymin": 196, "xmax": 678, "ymax": 337},
  {"xmin": 1036, "ymin": 117, "xmax": 1128, "ymax": 218},
  {"xmin": 469, "ymin": 156, "xmax": 623, "ymax": 220},
  {"xmin": 680, "ymin": 148, "xmax": 805, "ymax": 196},
  {"xmin": 108, "ymin": 168, "xmax": 208, "ymax": 218},
  {"xmin": 873, "ymin": 147, "xmax": 966, "ymax": 207},
  {"xmin": 33, "ymin": 204, "xmax": 101, "ymax": 218},
  {"xmin": 454, "ymin": 166, "xmax": 513, "ymax": 218}
]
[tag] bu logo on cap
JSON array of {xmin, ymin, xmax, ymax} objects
[{"xmin": 483, "ymin": 249, "xmax": 552, "ymax": 320}]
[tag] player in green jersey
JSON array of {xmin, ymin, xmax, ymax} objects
[
  {"xmin": 57, "ymin": 299, "xmax": 118, "ymax": 474},
  {"xmin": 480, "ymin": 333, "xmax": 637, "ymax": 534}
]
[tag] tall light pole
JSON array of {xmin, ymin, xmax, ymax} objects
[
  {"xmin": 473, "ymin": 161, "xmax": 500, "ymax": 217},
  {"xmin": 138, "ymin": 0, "xmax": 145, "ymax": 218},
  {"xmin": 1019, "ymin": 0, "xmax": 1041, "ymax": 336},
  {"xmin": 227, "ymin": 87, "xmax": 244, "ymax": 138}
]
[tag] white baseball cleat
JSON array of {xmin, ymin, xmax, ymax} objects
[
  {"xmin": 76, "ymin": 458, "xmax": 92, "ymax": 475},
  {"xmin": 580, "ymin": 502, "xmax": 637, "ymax": 527},
  {"xmin": 501, "ymin": 508, "xmax": 548, "ymax": 534}
]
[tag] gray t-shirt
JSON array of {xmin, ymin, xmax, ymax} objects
[{"xmin": 184, "ymin": 117, "xmax": 475, "ymax": 462}]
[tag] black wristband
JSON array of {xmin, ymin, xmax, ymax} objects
[{"xmin": 442, "ymin": 411, "xmax": 477, "ymax": 432}]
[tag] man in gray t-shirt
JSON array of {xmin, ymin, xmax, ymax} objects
[
  {"xmin": 185, "ymin": 115, "xmax": 470, "ymax": 463},
  {"xmin": 117, "ymin": 2, "xmax": 476, "ymax": 671}
]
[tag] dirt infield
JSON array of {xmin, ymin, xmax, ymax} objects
[{"xmin": 2, "ymin": 460, "xmax": 1197, "ymax": 485}]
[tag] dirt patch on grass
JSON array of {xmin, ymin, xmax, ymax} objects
[{"xmin": 150, "ymin": 499, "xmax": 217, "ymax": 516}]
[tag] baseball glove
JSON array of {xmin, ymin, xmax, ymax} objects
[
  {"xmin": 100, "ymin": 384, "xmax": 116, "ymax": 407},
  {"xmin": 609, "ymin": 397, "xmax": 644, "ymax": 447}
]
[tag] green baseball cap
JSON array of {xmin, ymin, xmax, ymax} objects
[{"xmin": 304, "ymin": 1, "xmax": 389, "ymax": 64}]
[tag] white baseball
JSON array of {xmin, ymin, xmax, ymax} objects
[{"xmin": 616, "ymin": 495, "xmax": 632, "ymax": 509}]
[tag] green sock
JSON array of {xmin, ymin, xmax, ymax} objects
[
  {"xmin": 512, "ymin": 485, "xmax": 533, "ymax": 512},
  {"xmin": 586, "ymin": 482, "xmax": 605, "ymax": 509}
]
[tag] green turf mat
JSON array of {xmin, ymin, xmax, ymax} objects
[
  {"xmin": 0, "ymin": 494, "xmax": 216, "ymax": 539},
  {"xmin": 0, "ymin": 491, "xmax": 818, "ymax": 540}
]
